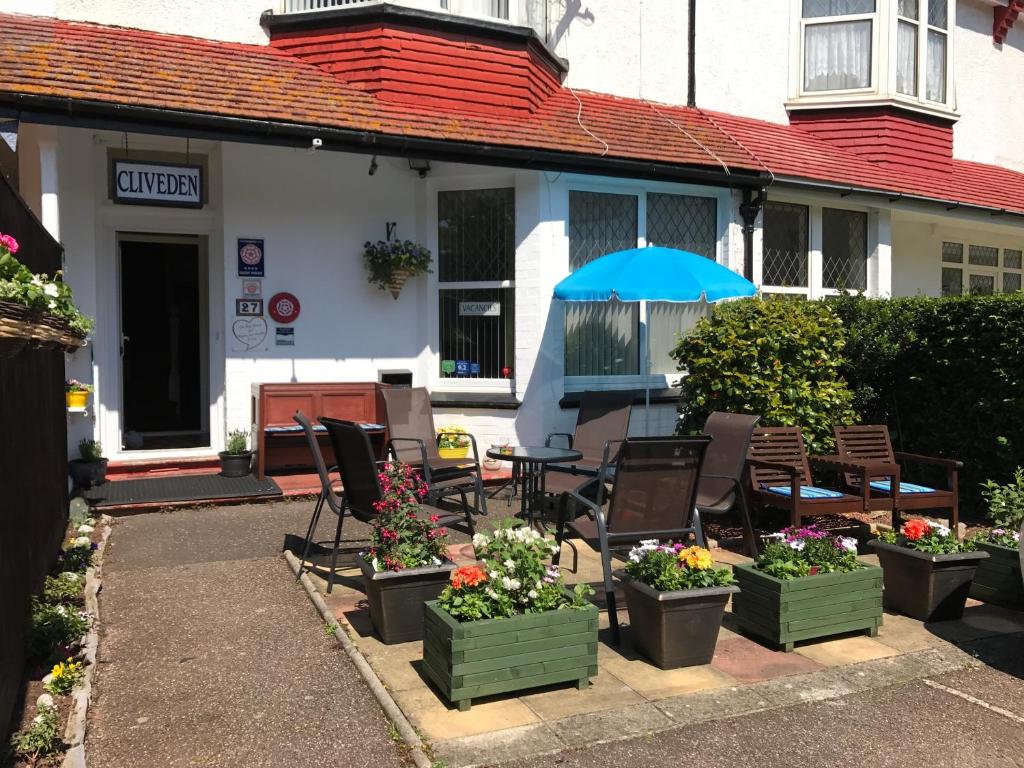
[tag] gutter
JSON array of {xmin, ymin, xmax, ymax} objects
[{"xmin": 0, "ymin": 95, "xmax": 769, "ymax": 191}]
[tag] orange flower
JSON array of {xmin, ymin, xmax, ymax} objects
[
  {"xmin": 902, "ymin": 518, "xmax": 931, "ymax": 542},
  {"xmin": 450, "ymin": 565, "xmax": 488, "ymax": 589}
]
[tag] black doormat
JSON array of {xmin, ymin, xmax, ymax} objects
[{"xmin": 82, "ymin": 474, "xmax": 282, "ymax": 508}]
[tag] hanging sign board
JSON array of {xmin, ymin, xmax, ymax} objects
[
  {"xmin": 112, "ymin": 160, "xmax": 202, "ymax": 207},
  {"xmin": 459, "ymin": 301, "xmax": 500, "ymax": 317},
  {"xmin": 237, "ymin": 239, "xmax": 265, "ymax": 278}
]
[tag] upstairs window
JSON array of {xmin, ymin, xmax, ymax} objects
[
  {"xmin": 802, "ymin": 0, "xmax": 875, "ymax": 92},
  {"xmin": 895, "ymin": 0, "xmax": 947, "ymax": 103}
]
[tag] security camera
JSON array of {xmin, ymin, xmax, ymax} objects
[{"xmin": 311, "ymin": 137, "xmax": 323, "ymax": 149}]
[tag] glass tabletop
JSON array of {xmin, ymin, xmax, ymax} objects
[{"xmin": 485, "ymin": 445, "xmax": 583, "ymax": 463}]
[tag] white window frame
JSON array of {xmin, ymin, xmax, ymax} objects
[
  {"xmin": 561, "ymin": 177, "xmax": 731, "ymax": 393},
  {"xmin": 427, "ymin": 173, "xmax": 518, "ymax": 394},
  {"xmin": 789, "ymin": 0, "xmax": 956, "ymax": 116},
  {"xmin": 940, "ymin": 241, "xmax": 1024, "ymax": 297},
  {"xmin": 439, "ymin": 0, "xmax": 516, "ymax": 22}
]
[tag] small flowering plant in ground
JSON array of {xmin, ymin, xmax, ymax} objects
[
  {"xmin": 437, "ymin": 522, "xmax": 593, "ymax": 622},
  {"xmin": 625, "ymin": 541, "xmax": 734, "ymax": 592},
  {"xmin": 44, "ymin": 657, "xmax": 84, "ymax": 696},
  {"xmin": 364, "ymin": 462, "xmax": 450, "ymax": 572},
  {"xmin": 877, "ymin": 518, "xmax": 975, "ymax": 555},
  {"xmin": 756, "ymin": 524, "xmax": 863, "ymax": 580}
]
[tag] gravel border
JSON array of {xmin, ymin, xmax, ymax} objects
[
  {"xmin": 61, "ymin": 516, "xmax": 111, "ymax": 768},
  {"xmin": 283, "ymin": 549, "xmax": 434, "ymax": 768}
]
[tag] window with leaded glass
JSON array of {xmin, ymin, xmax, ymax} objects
[
  {"xmin": 821, "ymin": 208, "xmax": 867, "ymax": 291},
  {"xmin": 437, "ymin": 188, "xmax": 515, "ymax": 380},
  {"xmin": 938, "ymin": 241, "xmax": 1024, "ymax": 297},
  {"xmin": 941, "ymin": 267, "xmax": 962, "ymax": 297},
  {"xmin": 565, "ymin": 191, "xmax": 639, "ymax": 376},
  {"xmin": 762, "ymin": 202, "xmax": 809, "ymax": 287}
]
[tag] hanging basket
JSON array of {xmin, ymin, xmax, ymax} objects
[
  {"xmin": 0, "ymin": 299, "xmax": 87, "ymax": 354},
  {"xmin": 387, "ymin": 269, "xmax": 411, "ymax": 300}
]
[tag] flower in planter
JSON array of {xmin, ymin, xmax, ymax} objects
[
  {"xmin": 437, "ymin": 425, "xmax": 470, "ymax": 450},
  {"xmin": 64, "ymin": 378, "xmax": 94, "ymax": 393},
  {"xmin": 364, "ymin": 462, "xmax": 449, "ymax": 572},
  {"xmin": 982, "ymin": 528, "xmax": 1022, "ymax": 548},
  {"xmin": 362, "ymin": 239, "xmax": 432, "ymax": 296},
  {"xmin": 625, "ymin": 541, "xmax": 733, "ymax": 592},
  {"xmin": 877, "ymin": 518, "xmax": 974, "ymax": 555},
  {"xmin": 756, "ymin": 524, "xmax": 864, "ymax": 580},
  {"xmin": 438, "ymin": 522, "xmax": 593, "ymax": 621}
]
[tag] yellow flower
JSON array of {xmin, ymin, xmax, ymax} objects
[{"xmin": 678, "ymin": 546, "xmax": 714, "ymax": 570}]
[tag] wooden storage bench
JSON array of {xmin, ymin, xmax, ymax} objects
[{"xmin": 251, "ymin": 382, "xmax": 389, "ymax": 479}]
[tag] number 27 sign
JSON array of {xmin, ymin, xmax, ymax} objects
[{"xmin": 235, "ymin": 299, "xmax": 264, "ymax": 317}]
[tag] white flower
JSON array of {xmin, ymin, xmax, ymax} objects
[
  {"xmin": 32, "ymin": 713, "xmax": 45, "ymax": 725},
  {"xmin": 501, "ymin": 576, "xmax": 513, "ymax": 589},
  {"xmin": 44, "ymin": 282, "xmax": 59, "ymax": 297},
  {"xmin": 639, "ymin": 539, "xmax": 659, "ymax": 547},
  {"xmin": 488, "ymin": 570, "xmax": 499, "ymax": 580},
  {"xmin": 837, "ymin": 536, "xmax": 858, "ymax": 553},
  {"xmin": 36, "ymin": 693, "xmax": 54, "ymax": 710},
  {"xmin": 55, "ymin": 605, "xmax": 67, "ymax": 616},
  {"xmin": 77, "ymin": 524, "xmax": 95, "ymax": 534},
  {"xmin": 527, "ymin": 589, "xmax": 538, "ymax": 599},
  {"xmin": 503, "ymin": 559, "xmax": 515, "ymax": 570},
  {"xmin": 1014, "ymin": 532, "xmax": 1021, "ymax": 542},
  {"xmin": 550, "ymin": 545, "xmax": 559, "ymax": 556},
  {"xmin": 472, "ymin": 533, "xmax": 489, "ymax": 548},
  {"xmin": 48, "ymin": 300, "xmax": 57, "ymax": 310},
  {"xmin": 31, "ymin": 275, "xmax": 43, "ymax": 286},
  {"xmin": 431, "ymin": 556, "xmax": 441, "ymax": 566},
  {"xmin": 61, "ymin": 571, "xmax": 79, "ymax": 582},
  {"xmin": 535, "ymin": 580, "xmax": 544, "ymax": 590},
  {"xmin": 788, "ymin": 539, "xmax": 806, "ymax": 552},
  {"xmin": 74, "ymin": 536, "xmax": 90, "ymax": 547},
  {"xmin": 928, "ymin": 522, "xmax": 951, "ymax": 538},
  {"xmin": 485, "ymin": 588, "xmax": 499, "ymax": 599},
  {"xmin": 764, "ymin": 532, "xmax": 785, "ymax": 541}
]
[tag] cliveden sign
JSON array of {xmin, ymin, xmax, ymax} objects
[{"xmin": 112, "ymin": 160, "xmax": 203, "ymax": 208}]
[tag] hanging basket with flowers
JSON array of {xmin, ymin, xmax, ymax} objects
[
  {"xmin": 0, "ymin": 232, "xmax": 93, "ymax": 356},
  {"xmin": 362, "ymin": 239, "xmax": 433, "ymax": 299}
]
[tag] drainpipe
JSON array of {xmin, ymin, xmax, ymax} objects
[
  {"xmin": 739, "ymin": 188, "xmax": 764, "ymax": 282},
  {"xmin": 687, "ymin": 0, "xmax": 696, "ymax": 108}
]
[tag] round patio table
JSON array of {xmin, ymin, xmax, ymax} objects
[{"xmin": 486, "ymin": 446, "xmax": 583, "ymax": 530}]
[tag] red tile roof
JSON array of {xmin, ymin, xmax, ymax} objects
[{"xmin": 1, "ymin": 12, "xmax": 1023, "ymax": 216}]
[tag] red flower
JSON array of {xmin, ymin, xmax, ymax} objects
[
  {"xmin": 429, "ymin": 514, "xmax": 440, "ymax": 523},
  {"xmin": 450, "ymin": 565, "xmax": 487, "ymax": 589},
  {"xmin": 902, "ymin": 518, "xmax": 931, "ymax": 542}
]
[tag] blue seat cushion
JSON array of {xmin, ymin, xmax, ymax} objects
[
  {"xmin": 869, "ymin": 480, "xmax": 936, "ymax": 494},
  {"xmin": 764, "ymin": 485, "xmax": 845, "ymax": 500}
]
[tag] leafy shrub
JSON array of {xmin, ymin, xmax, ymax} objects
[
  {"xmin": 57, "ymin": 542, "xmax": 94, "ymax": 573},
  {"xmin": 42, "ymin": 573, "xmax": 84, "ymax": 605},
  {"xmin": 672, "ymin": 296, "xmax": 857, "ymax": 454},
  {"xmin": 77, "ymin": 438, "xmax": 103, "ymax": 461},
  {"xmin": 980, "ymin": 468, "xmax": 1024, "ymax": 531},
  {"xmin": 25, "ymin": 598, "xmax": 90, "ymax": 667},
  {"xmin": 755, "ymin": 525, "xmax": 862, "ymax": 580},
  {"xmin": 9, "ymin": 702, "xmax": 62, "ymax": 765},
  {"xmin": 832, "ymin": 293, "xmax": 1024, "ymax": 516},
  {"xmin": 624, "ymin": 542, "xmax": 734, "ymax": 591}
]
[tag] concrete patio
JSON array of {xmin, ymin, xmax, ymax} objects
[{"xmin": 297, "ymin": 514, "xmax": 1024, "ymax": 768}]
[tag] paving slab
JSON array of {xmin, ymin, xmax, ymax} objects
[
  {"xmin": 794, "ymin": 634, "xmax": 900, "ymax": 666},
  {"xmin": 710, "ymin": 633, "xmax": 825, "ymax": 682},
  {"xmin": 520, "ymin": 669, "xmax": 644, "ymax": 720},
  {"xmin": 923, "ymin": 603, "xmax": 1024, "ymax": 644},
  {"xmin": 391, "ymin": 685, "xmax": 540, "ymax": 741},
  {"xmin": 547, "ymin": 701, "xmax": 676, "ymax": 748},
  {"xmin": 432, "ymin": 723, "xmax": 565, "ymax": 768},
  {"xmin": 875, "ymin": 610, "xmax": 948, "ymax": 652}
]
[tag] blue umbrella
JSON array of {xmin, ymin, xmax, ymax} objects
[{"xmin": 553, "ymin": 246, "xmax": 756, "ymax": 433}]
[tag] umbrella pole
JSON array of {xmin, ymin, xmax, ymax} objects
[{"xmin": 643, "ymin": 300, "xmax": 652, "ymax": 436}]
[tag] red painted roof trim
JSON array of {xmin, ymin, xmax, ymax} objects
[{"xmin": 994, "ymin": 0, "xmax": 1024, "ymax": 44}]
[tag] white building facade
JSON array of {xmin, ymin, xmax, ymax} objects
[{"xmin": 1, "ymin": 0, "xmax": 1022, "ymax": 462}]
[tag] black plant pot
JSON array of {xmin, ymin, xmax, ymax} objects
[
  {"xmin": 357, "ymin": 554, "xmax": 456, "ymax": 644},
  {"xmin": 969, "ymin": 542, "xmax": 1024, "ymax": 609},
  {"xmin": 69, "ymin": 458, "xmax": 108, "ymax": 489},
  {"xmin": 218, "ymin": 451, "xmax": 253, "ymax": 478},
  {"xmin": 868, "ymin": 539, "xmax": 988, "ymax": 622},
  {"xmin": 619, "ymin": 574, "xmax": 738, "ymax": 669}
]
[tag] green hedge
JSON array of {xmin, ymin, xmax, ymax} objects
[
  {"xmin": 671, "ymin": 297, "xmax": 856, "ymax": 454},
  {"xmin": 832, "ymin": 292, "xmax": 1024, "ymax": 514}
]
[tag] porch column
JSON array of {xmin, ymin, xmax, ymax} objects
[
  {"xmin": 38, "ymin": 135, "xmax": 60, "ymax": 242},
  {"xmin": 869, "ymin": 207, "xmax": 892, "ymax": 298}
]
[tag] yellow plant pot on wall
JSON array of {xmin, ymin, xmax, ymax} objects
[
  {"xmin": 438, "ymin": 446, "xmax": 470, "ymax": 460},
  {"xmin": 66, "ymin": 391, "xmax": 89, "ymax": 409}
]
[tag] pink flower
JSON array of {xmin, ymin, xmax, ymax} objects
[
  {"xmin": 429, "ymin": 514, "xmax": 440, "ymax": 523},
  {"xmin": 0, "ymin": 233, "xmax": 18, "ymax": 254}
]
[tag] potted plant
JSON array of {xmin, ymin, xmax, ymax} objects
[
  {"xmin": 423, "ymin": 523, "xmax": 597, "ymax": 710},
  {"xmin": 363, "ymin": 239, "xmax": 432, "ymax": 299},
  {"xmin": 868, "ymin": 518, "xmax": 987, "ymax": 622},
  {"xmin": 732, "ymin": 525, "xmax": 882, "ymax": 652},
  {"xmin": 69, "ymin": 439, "xmax": 107, "ymax": 489},
  {"xmin": 618, "ymin": 541, "xmax": 737, "ymax": 669},
  {"xmin": 218, "ymin": 429, "xmax": 253, "ymax": 477},
  {"xmin": 437, "ymin": 424, "xmax": 470, "ymax": 460},
  {"xmin": 355, "ymin": 462, "xmax": 456, "ymax": 644},
  {"xmin": 65, "ymin": 379, "xmax": 93, "ymax": 409},
  {"xmin": 970, "ymin": 469, "xmax": 1024, "ymax": 608}
]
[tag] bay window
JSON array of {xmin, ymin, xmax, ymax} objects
[
  {"xmin": 437, "ymin": 188, "xmax": 515, "ymax": 381},
  {"xmin": 796, "ymin": 0, "xmax": 953, "ymax": 111}
]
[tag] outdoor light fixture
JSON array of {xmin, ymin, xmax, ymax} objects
[
  {"xmin": 408, "ymin": 158, "xmax": 431, "ymax": 178},
  {"xmin": 368, "ymin": 155, "xmax": 378, "ymax": 176}
]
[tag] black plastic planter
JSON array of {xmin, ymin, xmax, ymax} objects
[
  {"xmin": 969, "ymin": 542, "xmax": 1024, "ymax": 609},
  {"xmin": 69, "ymin": 458, "xmax": 108, "ymax": 489},
  {"xmin": 619, "ymin": 575, "xmax": 738, "ymax": 669},
  {"xmin": 218, "ymin": 451, "xmax": 252, "ymax": 478},
  {"xmin": 867, "ymin": 540, "xmax": 988, "ymax": 622},
  {"xmin": 357, "ymin": 554, "xmax": 456, "ymax": 644}
]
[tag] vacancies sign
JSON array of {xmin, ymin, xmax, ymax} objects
[{"xmin": 112, "ymin": 160, "xmax": 203, "ymax": 208}]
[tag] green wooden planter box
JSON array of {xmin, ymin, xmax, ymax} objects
[
  {"xmin": 969, "ymin": 542, "xmax": 1024, "ymax": 609},
  {"xmin": 731, "ymin": 563, "xmax": 883, "ymax": 652},
  {"xmin": 422, "ymin": 597, "xmax": 598, "ymax": 711}
]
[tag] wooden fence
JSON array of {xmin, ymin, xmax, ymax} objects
[{"xmin": 0, "ymin": 173, "xmax": 69, "ymax": 735}]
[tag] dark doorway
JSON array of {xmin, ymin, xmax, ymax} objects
[{"xmin": 120, "ymin": 236, "xmax": 208, "ymax": 450}]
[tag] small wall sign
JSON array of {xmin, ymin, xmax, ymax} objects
[
  {"xmin": 231, "ymin": 317, "xmax": 267, "ymax": 351},
  {"xmin": 459, "ymin": 301, "xmax": 500, "ymax": 317},
  {"xmin": 237, "ymin": 239, "xmax": 265, "ymax": 278},
  {"xmin": 235, "ymin": 298, "xmax": 263, "ymax": 317},
  {"xmin": 275, "ymin": 327, "xmax": 295, "ymax": 346},
  {"xmin": 112, "ymin": 160, "xmax": 202, "ymax": 208},
  {"xmin": 269, "ymin": 292, "xmax": 300, "ymax": 324},
  {"xmin": 241, "ymin": 280, "xmax": 262, "ymax": 298}
]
